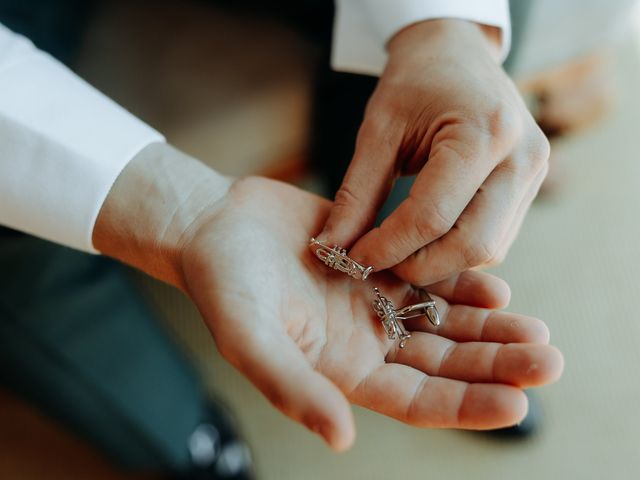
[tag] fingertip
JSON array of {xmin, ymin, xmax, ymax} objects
[
  {"xmin": 492, "ymin": 386, "xmax": 529, "ymax": 428},
  {"xmin": 510, "ymin": 388, "xmax": 530, "ymax": 425},
  {"xmin": 541, "ymin": 345, "xmax": 564, "ymax": 385},
  {"xmin": 466, "ymin": 271, "xmax": 511, "ymax": 309},
  {"xmin": 491, "ymin": 276, "xmax": 511, "ymax": 309},
  {"xmin": 350, "ymin": 230, "xmax": 396, "ymax": 272},
  {"xmin": 326, "ymin": 416, "xmax": 356, "ymax": 453},
  {"xmin": 314, "ymin": 229, "xmax": 330, "ymax": 245},
  {"xmin": 495, "ymin": 344, "xmax": 564, "ymax": 387},
  {"xmin": 426, "ymin": 270, "xmax": 512, "ymax": 309},
  {"xmin": 308, "ymin": 402, "xmax": 355, "ymax": 453},
  {"xmin": 459, "ymin": 384, "xmax": 529, "ymax": 429},
  {"xmin": 244, "ymin": 334, "xmax": 355, "ymax": 452},
  {"xmin": 530, "ymin": 318, "xmax": 551, "ymax": 344},
  {"xmin": 314, "ymin": 219, "xmax": 360, "ymax": 251},
  {"xmin": 326, "ymin": 397, "xmax": 356, "ymax": 453},
  {"xmin": 301, "ymin": 380, "xmax": 355, "ymax": 452},
  {"xmin": 313, "ymin": 206, "xmax": 344, "ymax": 246}
]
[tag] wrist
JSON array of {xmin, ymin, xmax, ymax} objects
[
  {"xmin": 93, "ymin": 142, "xmax": 232, "ymax": 290},
  {"xmin": 387, "ymin": 19, "xmax": 502, "ymax": 65}
]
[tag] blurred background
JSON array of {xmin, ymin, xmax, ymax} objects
[{"xmin": 1, "ymin": 0, "xmax": 640, "ymax": 478}]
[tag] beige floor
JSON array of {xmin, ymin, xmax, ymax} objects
[{"xmin": 132, "ymin": 22, "xmax": 640, "ymax": 480}]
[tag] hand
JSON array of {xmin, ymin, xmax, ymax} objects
[
  {"xmin": 94, "ymin": 145, "xmax": 562, "ymax": 452},
  {"xmin": 180, "ymin": 177, "xmax": 562, "ymax": 451},
  {"xmin": 319, "ymin": 19, "xmax": 550, "ymax": 285}
]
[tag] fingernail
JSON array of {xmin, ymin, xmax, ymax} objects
[{"xmin": 314, "ymin": 229, "xmax": 329, "ymax": 244}]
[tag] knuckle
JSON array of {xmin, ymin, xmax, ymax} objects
[
  {"xmin": 484, "ymin": 250, "xmax": 506, "ymax": 267},
  {"xmin": 356, "ymin": 113, "xmax": 403, "ymax": 154},
  {"xmin": 462, "ymin": 237, "xmax": 500, "ymax": 268},
  {"xmin": 361, "ymin": 100, "xmax": 400, "ymax": 135},
  {"xmin": 414, "ymin": 209, "xmax": 452, "ymax": 244},
  {"xmin": 378, "ymin": 237, "xmax": 409, "ymax": 266},
  {"xmin": 358, "ymin": 116, "xmax": 387, "ymax": 140},
  {"xmin": 509, "ymin": 128, "xmax": 551, "ymax": 178},
  {"xmin": 395, "ymin": 257, "xmax": 428, "ymax": 285},
  {"xmin": 333, "ymin": 185, "xmax": 361, "ymax": 210},
  {"xmin": 487, "ymin": 103, "xmax": 522, "ymax": 144},
  {"xmin": 528, "ymin": 128, "xmax": 551, "ymax": 167},
  {"xmin": 411, "ymin": 198, "xmax": 455, "ymax": 244},
  {"xmin": 367, "ymin": 87, "xmax": 406, "ymax": 116},
  {"xmin": 433, "ymin": 139, "xmax": 475, "ymax": 165},
  {"xmin": 538, "ymin": 156, "xmax": 551, "ymax": 180}
]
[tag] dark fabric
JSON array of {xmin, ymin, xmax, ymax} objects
[
  {"xmin": 207, "ymin": 0, "xmax": 358, "ymax": 196},
  {"xmin": 0, "ymin": 0, "xmax": 94, "ymax": 65},
  {"xmin": 0, "ymin": 229, "xmax": 209, "ymax": 471},
  {"xmin": 277, "ymin": 1, "xmax": 380, "ymax": 197},
  {"xmin": 309, "ymin": 71, "xmax": 378, "ymax": 196},
  {"xmin": 0, "ymin": 1, "xmax": 213, "ymax": 471}
]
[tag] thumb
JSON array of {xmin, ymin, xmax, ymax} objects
[
  {"xmin": 316, "ymin": 120, "xmax": 399, "ymax": 248},
  {"xmin": 225, "ymin": 327, "xmax": 355, "ymax": 452}
]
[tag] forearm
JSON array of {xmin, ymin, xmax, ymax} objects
[{"xmin": 92, "ymin": 142, "xmax": 231, "ymax": 290}]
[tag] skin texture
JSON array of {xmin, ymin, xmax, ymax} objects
[
  {"xmin": 318, "ymin": 19, "xmax": 551, "ymax": 286},
  {"xmin": 94, "ymin": 144, "xmax": 563, "ymax": 452}
]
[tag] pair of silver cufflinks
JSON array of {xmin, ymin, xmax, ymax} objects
[{"xmin": 309, "ymin": 238, "xmax": 440, "ymax": 348}]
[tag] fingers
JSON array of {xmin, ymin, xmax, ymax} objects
[
  {"xmin": 350, "ymin": 126, "xmax": 549, "ymax": 283},
  {"xmin": 425, "ymin": 270, "xmax": 511, "ymax": 309},
  {"xmin": 493, "ymin": 158, "xmax": 549, "ymax": 263},
  {"xmin": 223, "ymin": 328, "xmax": 355, "ymax": 451},
  {"xmin": 386, "ymin": 333, "xmax": 564, "ymax": 387},
  {"xmin": 351, "ymin": 363, "xmax": 528, "ymax": 429},
  {"xmin": 392, "ymin": 140, "xmax": 548, "ymax": 284},
  {"xmin": 393, "ymin": 164, "xmax": 526, "ymax": 284},
  {"xmin": 316, "ymin": 117, "xmax": 400, "ymax": 248},
  {"xmin": 400, "ymin": 294, "xmax": 550, "ymax": 344},
  {"xmin": 349, "ymin": 124, "xmax": 498, "ymax": 270}
]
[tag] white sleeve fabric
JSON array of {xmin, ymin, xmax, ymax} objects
[
  {"xmin": 332, "ymin": 0, "xmax": 511, "ymax": 76},
  {"xmin": 0, "ymin": 23, "xmax": 164, "ymax": 253}
]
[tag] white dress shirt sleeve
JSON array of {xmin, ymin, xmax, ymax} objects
[
  {"xmin": 0, "ymin": 23, "xmax": 164, "ymax": 253},
  {"xmin": 332, "ymin": 0, "xmax": 511, "ymax": 76}
]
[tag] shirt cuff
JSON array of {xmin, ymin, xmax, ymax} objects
[
  {"xmin": 332, "ymin": 0, "xmax": 511, "ymax": 76},
  {"xmin": 0, "ymin": 24, "xmax": 164, "ymax": 253}
]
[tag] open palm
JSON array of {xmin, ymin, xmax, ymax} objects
[{"xmin": 180, "ymin": 177, "xmax": 563, "ymax": 451}]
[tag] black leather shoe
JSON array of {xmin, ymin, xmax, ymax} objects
[{"xmin": 178, "ymin": 402, "xmax": 256, "ymax": 480}]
